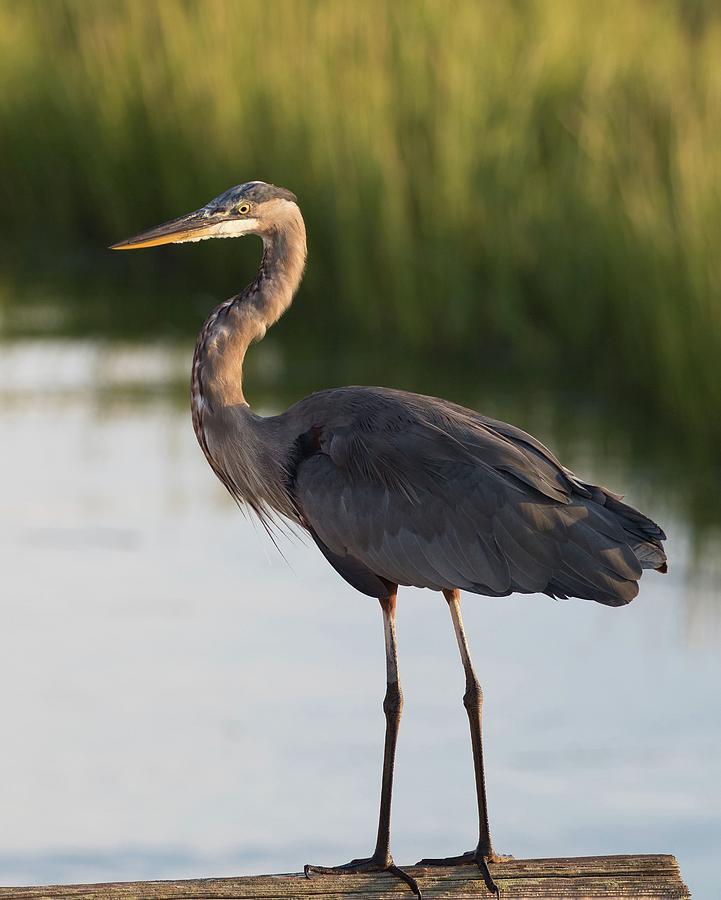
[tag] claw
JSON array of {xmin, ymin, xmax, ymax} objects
[
  {"xmin": 389, "ymin": 864, "xmax": 422, "ymax": 898},
  {"xmin": 478, "ymin": 855, "xmax": 499, "ymax": 897}
]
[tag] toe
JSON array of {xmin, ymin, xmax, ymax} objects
[
  {"xmin": 304, "ymin": 857, "xmax": 421, "ymax": 897},
  {"xmin": 416, "ymin": 851, "xmax": 475, "ymax": 866}
]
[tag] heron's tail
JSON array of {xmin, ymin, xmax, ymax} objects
[{"xmin": 584, "ymin": 484, "xmax": 668, "ymax": 573}]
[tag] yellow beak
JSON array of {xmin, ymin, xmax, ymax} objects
[
  {"xmin": 110, "ymin": 202, "xmax": 261, "ymax": 251},
  {"xmin": 109, "ymin": 208, "xmax": 224, "ymax": 250}
]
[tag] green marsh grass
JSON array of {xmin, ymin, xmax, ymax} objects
[{"xmin": 1, "ymin": 0, "xmax": 721, "ymax": 447}]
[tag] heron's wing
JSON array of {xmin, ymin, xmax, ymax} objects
[{"xmin": 291, "ymin": 389, "xmax": 665, "ymax": 606}]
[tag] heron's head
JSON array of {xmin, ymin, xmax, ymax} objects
[{"xmin": 110, "ymin": 181, "xmax": 299, "ymax": 250}]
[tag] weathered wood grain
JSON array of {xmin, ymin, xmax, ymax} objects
[{"xmin": 0, "ymin": 854, "xmax": 690, "ymax": 900}]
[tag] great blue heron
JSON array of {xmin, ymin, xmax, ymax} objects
[{"xmin": 112, "ymin": 181, "xmax": 667, "ymax": 898}]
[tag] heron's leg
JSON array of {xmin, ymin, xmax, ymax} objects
[
  {"xmin": 305, "ymin": 590, "xmax": 421, "ymax": 898},
  {"xmin": 449, "ymin": 587, "xmax": 493, "ymax": 857},
  {"xmin": 372, "ymin": 590, "xmax": 404, "ymax": 864},
  {"xmin": 417, "ymin": 589, "xmax": 510, "ymax": 896}
]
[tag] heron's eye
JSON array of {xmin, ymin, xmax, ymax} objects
[{"xmin": 237, "ymin": 203, "xmax": 251, "ymax": 215}]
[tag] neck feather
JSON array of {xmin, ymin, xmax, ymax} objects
[{"xmin": 192, "ymin": 205, "xmax": 306, "ymax": 410}]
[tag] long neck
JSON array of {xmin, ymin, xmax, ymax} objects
[{"xmin": 193, "ymin": 206, "xmax": 306, "ymax": 410}]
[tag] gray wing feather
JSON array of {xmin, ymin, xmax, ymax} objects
[{"xmin": 289, "ymin": 388, "xmax": 666, "ymax": 606}]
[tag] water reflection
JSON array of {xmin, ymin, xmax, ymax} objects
[{"xmin": 0, "ymin": 338, "xmax": 719, "ymax": 897}]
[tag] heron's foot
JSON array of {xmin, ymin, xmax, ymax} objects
[
  {"xmin": 305, "ymin": 855, "xmax": 421, "ymax": 898},
  {"xmin": 416, "ymin": 849, "xmax": 513, "ymax": 896}
]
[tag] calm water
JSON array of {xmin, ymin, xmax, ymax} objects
[{"xmin": 0, "ymin": 339, "xmax": 719, "ymax": 897}]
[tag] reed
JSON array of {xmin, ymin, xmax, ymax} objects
[{"xmin": 1, "ymin": 0, "xmax": 720, "ymax": 441}]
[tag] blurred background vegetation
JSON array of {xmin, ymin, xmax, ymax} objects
[{"xmin": 1, "ymin": 0, "xmax": 720, "ymax": 525}]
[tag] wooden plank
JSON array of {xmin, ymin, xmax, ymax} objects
[{"xmin": 0, "ymin": 855, "xmax": 690, "ymax": 899}]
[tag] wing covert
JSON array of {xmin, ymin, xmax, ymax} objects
[{"xmin": 286, "ymin": 387, "xmax": 662, "ymax": 606}]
